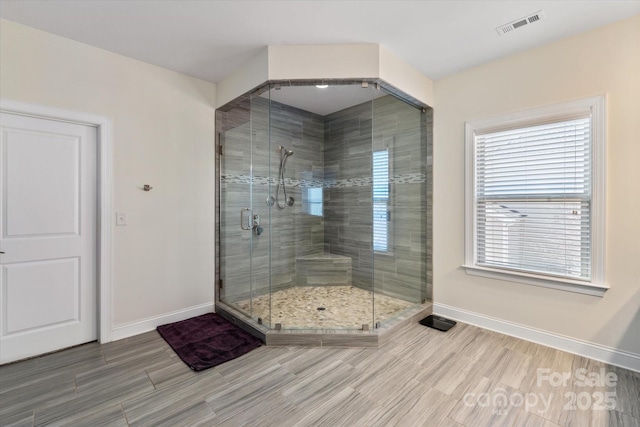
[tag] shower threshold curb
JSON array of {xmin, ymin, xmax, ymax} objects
[{"xmin": 215, "ymin": 301, "xmax": 432, "ymax": 347}]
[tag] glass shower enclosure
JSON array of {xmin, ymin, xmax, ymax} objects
[{"xmin": 216, "ymin": 80, "xmax": 432, "ymax": 332}]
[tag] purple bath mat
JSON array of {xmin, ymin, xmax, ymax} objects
[{"xmin": 157, "ymin": 313, "xmax": 262, "ymax": 371}]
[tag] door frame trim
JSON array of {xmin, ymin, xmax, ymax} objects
[{"xmin": 1, "ymin": 99, "xmax": 113, "ymax": 343}]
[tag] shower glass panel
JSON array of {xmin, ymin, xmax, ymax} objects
[
  {"xmin": 242, "ymin": 82, "xmax": 375, "ymax": 331},
  {"xmin": 372, "ymin": 93, "xmax": 428, "ymax": 324},
  {"xmin": 320, "ymin": 83, "xmax": 376, "ymax": 330}
]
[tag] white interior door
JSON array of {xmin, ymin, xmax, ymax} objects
[{"xmin": 0, "ymin": 112, "xmax": 97, "ymax": 364}]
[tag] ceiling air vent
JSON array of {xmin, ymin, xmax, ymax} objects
[{"xmin": 496, "ymin": 10, "xmax": 545, "ymax": 36}]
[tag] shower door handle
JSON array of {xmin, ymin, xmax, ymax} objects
[{"xmin": 240, "ymin": 208, "xmax": 252, "ymax": 230}]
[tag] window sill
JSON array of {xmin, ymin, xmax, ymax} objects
[{"xmin": 462, "ymin": 265, "xmax": 609, "ymax": 297}]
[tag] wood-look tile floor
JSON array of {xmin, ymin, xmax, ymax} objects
[{"xmin": 1, "ymin": 321, "xmax": 638, "ymax": 427}]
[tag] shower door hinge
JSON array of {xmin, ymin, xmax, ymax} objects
[
  {"xmin": 217, "ymin": 132, "xmax": 223, "ymax": 155},
  {"xmin": 218, "ymin": 145, "xmax": 224, "ymax": 156},
  {"xmin": 218, "ymin": 279, "xmax": 223, "ymax": 289}
]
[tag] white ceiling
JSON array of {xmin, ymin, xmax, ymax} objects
[{"xmin": 1, "ymin": 1, "xmax": 639, "ymax": 85}]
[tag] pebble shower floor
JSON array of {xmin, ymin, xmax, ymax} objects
[{"xmin": 235, "ymin": 286, "xmax": 414, "ymax": 329}]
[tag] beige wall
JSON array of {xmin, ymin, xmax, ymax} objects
[
  {"xmin": 217, "ymin": 44, "xmax": 434, "ymax": 109},
  {"xmin": 216, "ymin": 47, "xmax": 268, "ymax": 108},
  {"xmin": 433, "ymin": 15, "xmax": 640, "ymax": 355},
  {"xmin": 379, "ymin": 45, "xmax": 434, "ymax": 108},
  {"xmin": 0, "ymin": 19, "xmax": 217, "ymax": 328},
  {"xmin": 268, "ymin": 44, "xmax": 379, "ymax": 80}
]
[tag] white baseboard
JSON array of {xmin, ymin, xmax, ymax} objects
[
  {"xmin": 110, "ymin": 302, "xmax": 215, "ymax": 342},
  {"xmin": 433, "ymin": 303, "xmax": 640, "ymax": 373}
]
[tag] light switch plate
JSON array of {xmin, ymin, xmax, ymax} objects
[{"xmin": 116, "ymin": 212, "xmax": 127, "ymax": 226}]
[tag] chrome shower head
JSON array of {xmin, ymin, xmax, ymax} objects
[{"xmin": 279, "ymin": 146, "xmax": 294, "ymax": 156}]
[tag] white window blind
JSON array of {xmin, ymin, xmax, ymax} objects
[
  {"xmin": 475, "ymin": 116, "xmax": 592, "ymax": 280},
  {"xmin": 373, "ymin": 149, "xmax": 390, "ymax": 252},
  {"xmin": 465, "ymin": 97, "xmax": 606, "ymax": 295},
  {"xmin": 306, "ymin": 187, "xmax": 323, "ymax": 216}
]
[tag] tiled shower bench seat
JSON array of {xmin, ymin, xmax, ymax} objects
[{"xmin": 295, "ymin": 253, "xmax": 352, "ymax": 286}]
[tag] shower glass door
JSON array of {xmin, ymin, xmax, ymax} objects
[
  {"xmin": 218, "ymin": 93, "xmax": 272, "ymax": 327},
  {"xmin": 219, "ymin": 118, "xmax": 254, "ymax": 316}
]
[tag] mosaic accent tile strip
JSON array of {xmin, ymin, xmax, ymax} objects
[
  {"xmin": 221, "ymin": 175, "xmax": 323, "ymax": 187},
  {"xmin": 221, "ymin": 173, "xmax": 426, "ymax": 187}
]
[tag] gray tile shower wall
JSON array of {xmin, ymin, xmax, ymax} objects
[
  {"xmin": 324, "ymin": 101, "xmax": 374, "ymax": 291},
  {"xmin": 261, "ymin": 99, "xmax": 326, "ymax": 295}
]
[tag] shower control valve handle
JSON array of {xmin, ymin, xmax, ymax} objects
[{"xmin": 252, "ymin": 214, "xmax": 263, "ymax": 236}]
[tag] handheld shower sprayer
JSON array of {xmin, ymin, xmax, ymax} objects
[{"xmin": 270, "ymin": 146, "xmax": 295, "ymax": 209}]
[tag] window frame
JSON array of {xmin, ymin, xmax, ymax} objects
[{"xmin": 464, "ymin": 96, "xmax": 608, "ymax": 296}]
